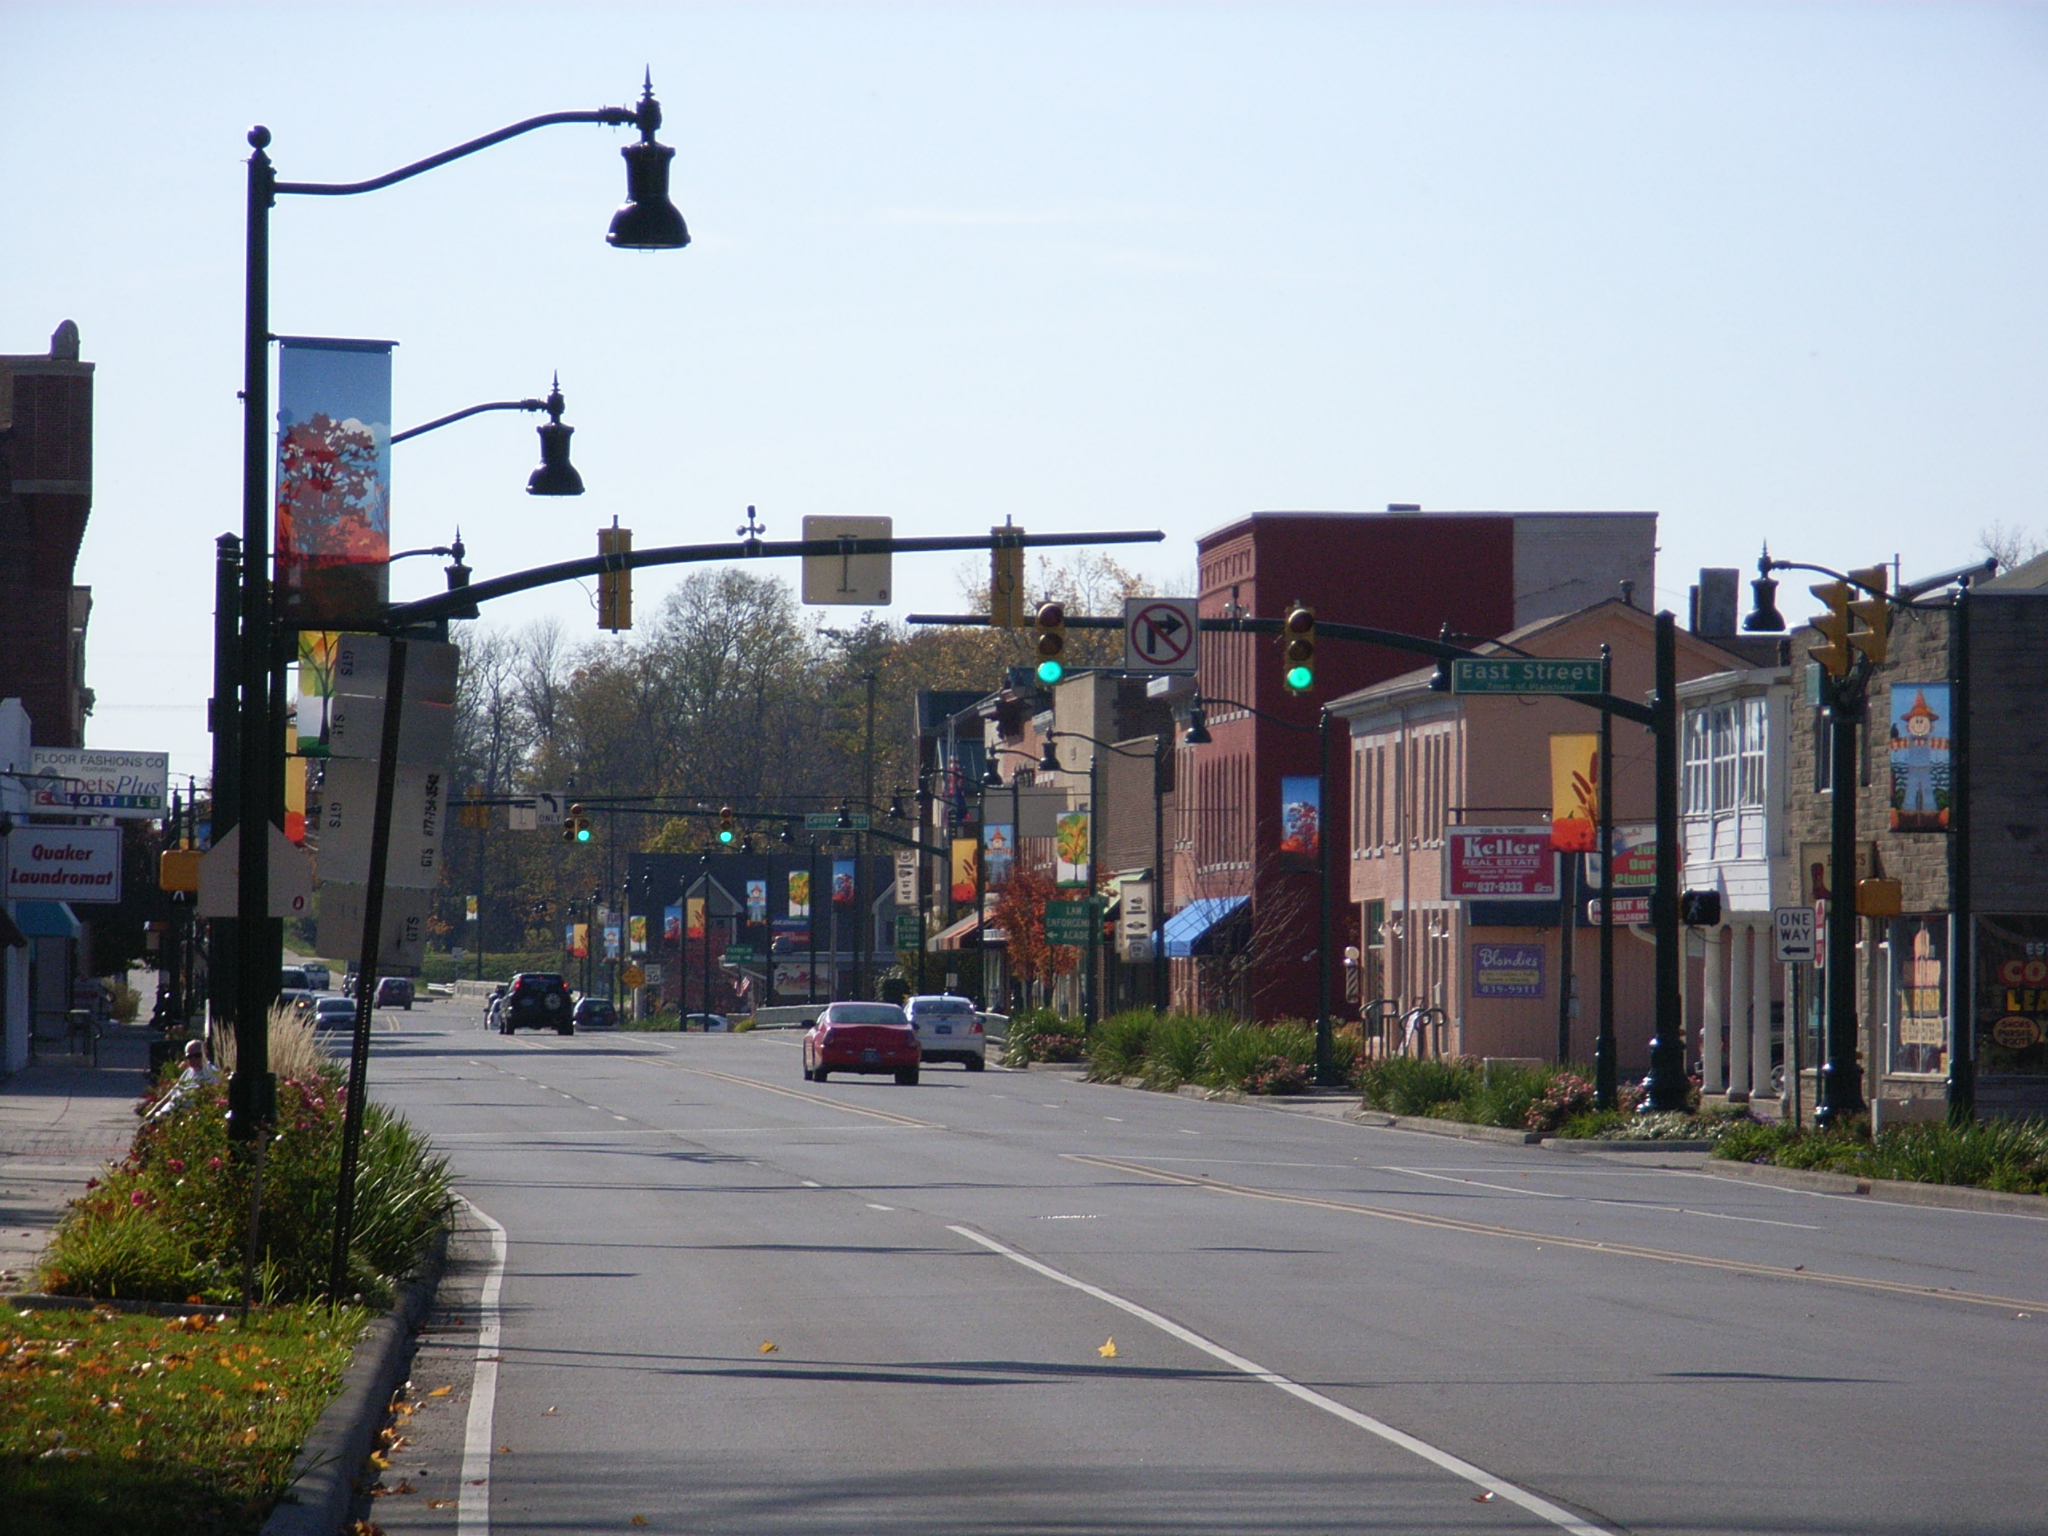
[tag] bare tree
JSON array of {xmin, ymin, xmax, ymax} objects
[{"xmin": 1979, "ymin": 521, "xmax": 2046, "ymax": 573}]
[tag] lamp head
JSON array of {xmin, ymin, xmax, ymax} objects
[
  {"xmin": 527, "ymin": 380, "xmax": 585, "ymax": 496},
  {"xmin": 1039, "ymin": 739, "xmax": 1061, "ymax": 775},
  {"xmin": 982, "ymin": 759, "xmax": 1004, "ymax": 790},
  {"xmin": 1742, "ymin": 547, "xmax": 1786, "ymax": 633},
  {"xmin": 607, "ymin": 77, "xmax": 691, "ymax": 251},
  {"xmin": 1182, "ymin": 704, "xmax": 1211, "ymax": 747}
]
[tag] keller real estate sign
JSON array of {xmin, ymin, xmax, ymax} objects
[
  {"xmin": 4, "ymin": 825, "xmax": 124, "ymax": 904},
  {"xmin": 30, "ymin": 747, "xmax": 170, "ymax": 819},
  {"xmin": 1443, "ymin": 827, "xmax": 1559, "ymax": 901}
]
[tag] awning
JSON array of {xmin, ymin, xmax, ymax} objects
[
  {"xmin": 929, "ymin": 913, "xmax": 981, "ymax": 952},
  {"xmin": 15, "ymin": 901, "xmax": 81, "ymax": 940},
  {"xmin": 1162, "ymin": 896, "xmax": 1249, "ymax": 958}
]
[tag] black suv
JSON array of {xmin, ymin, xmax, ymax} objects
[{"xmin": 501, "ymin": 973, "xmax": 574, "ymax": 1035}]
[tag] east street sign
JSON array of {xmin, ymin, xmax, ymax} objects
[{"xmin": 1450, "ymin": 658, "xmax": 1606, "ymax": 696}]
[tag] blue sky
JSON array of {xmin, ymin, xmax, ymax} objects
[{"xmin": 5, "ymin": 2, "xmax": 2045, "ymax": 781}]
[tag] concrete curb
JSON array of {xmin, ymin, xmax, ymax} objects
[
  {"xmin": 1345, "ymin": 1109, "xmax": 1543, "ymax": 1145},
  {"xmin": 1542, "ymin": 1138, "xmax": 1715, "ymax": 1154},
  {"xmin": 1699, "ymin": 1158, "xmax": 2048, "ymax": 1218},
  {"xmin": 259, "ymin": 1224, "xmax": 451, "ymax": 1536}
]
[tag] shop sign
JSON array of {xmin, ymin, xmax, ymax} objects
[
  {"xmin": 1471, "ymin": 943, "xmax": 1544, "ymax": 999},
  {"xmin": 1444, "ymin": 827, "xmax": 1557, "ymax": 901}
]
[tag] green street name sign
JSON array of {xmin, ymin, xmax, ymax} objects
[
  {"xmin": 803, "ymin": 811, "xmax": 871, "ymax": 832},
  {"xmin": 895, "ymin": 914, "xmax": 922, "ymax": 949},
  {"xmin": 722, "ymin": 945, "xmax": 760, "ymax": 965},
  {"xmin": 1450, "ymin": 658, "xmax": 1605, "ymax": 696}
]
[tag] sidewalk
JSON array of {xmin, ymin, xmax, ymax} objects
[{"xmin": 0, "ymin": 1022, "xmax": 154, "ymax": 1294}]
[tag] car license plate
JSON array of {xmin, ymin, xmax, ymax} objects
[
  {"xmin": 861, "ymin": 1049, "xmax": 879, "ymax": 1063},
  {"xmin": 934, "ymin": 1024, "xmax": 952, "ymax": 1035}
]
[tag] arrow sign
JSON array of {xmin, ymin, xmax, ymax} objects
[{"xmin": 1124, "ymin": 597, "xmax": 1200, "ymax": 675}]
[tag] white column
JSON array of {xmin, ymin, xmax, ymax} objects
[
  {"xmin": 1751, "ymin": 922, "xmax": 1776, "ymax": 1098},
  {"xmin": 1701, "ymin": 926, "xmax": 1725, "ymax": 1093},
  {"xmin": 1729, "ymin": 921, "xmax": 1754, "ymax": 1100}
]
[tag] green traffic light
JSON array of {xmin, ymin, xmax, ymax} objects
[
  {"xmin": 1035, "ymin": 659, "xmax": 1064, "ymax": 685},
  {"xmin": 1285, "ymin": 665, "xmax": 1314, "ymax": 691},
  {"xmin": 717, "ymin": 829, "xmax": 735, "ymax": 844},
  {"xmin": 575, "ymin": 826, "xmax": 592, "ymax": 843}
]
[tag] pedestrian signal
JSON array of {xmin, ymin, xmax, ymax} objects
[
  {"xmin": 1281, "ymin": 603, "xmax": 1316, "ymax": 692},
  {"xmin": 1033, "ymin": 601, "xmax": 1067, "ymax": 685}
]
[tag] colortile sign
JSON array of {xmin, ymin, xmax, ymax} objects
[
  {"xmin": 4, "ymin": 826, "xmax": 124, "ymax": 903},
  {"xmin": 1443, "ymin": 827, "xmax": 1558, "ymax": 901},
  {"xmin": 29, "ymin": 748, "xmax": 169, "ymax": 819}
]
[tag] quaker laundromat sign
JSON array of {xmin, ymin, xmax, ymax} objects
[
  {"xmin": 30, "ymin": 747, "xmax": 170, "ymax": 819},
  {"xmin": 4, "ymin": 825, "xmax": 124, "ymax": 904}
]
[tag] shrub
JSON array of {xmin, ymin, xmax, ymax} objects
[
  {"xmin": 1357, "ymin": 1056, "xmax": 1477, "ymax": 1117},
  {"xmin": 1143, "ymin": 1014, "xmax": 1210, "ymax": 1087},
  {"xmin": 107, "ymin": 979, "xmax": 142, "ymax": 1024},
  {"xmin": 1087, "ymin": 1011, "xmax": 1156, "ymax": 1080},
  {"xmin": 1713, "ymin": 1116, "xmax": 2048, "ymax": 1195},
  {"xmin": 1003, "ymin": 1009, "xmax": 1085, "ymax": 1066},
  {"xmin": 1242, "ymin": 1056, "xmax": 1313, "ymax": 1095},
  {"xmin": 1524, "ymin": 1072, "xmax": 1598, "ymax": 1133}
]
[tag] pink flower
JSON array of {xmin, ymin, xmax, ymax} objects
[
  {"xmin": 166, "ymin": 1159, "xmax": 185, "ymax": 1174},
  {"xmin": 207, "ymin": 1157, "xmax": 223, "ymax": 1171},
  {"xmin": 130, "ymin": 1191, "xmax": 147, "ymax": 1207}
]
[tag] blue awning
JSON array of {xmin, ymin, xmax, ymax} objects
[
  {"xmin": 15, "ymin": 901, "xmax": 82, "ymax": 939},
  {"xmin": 1162, "ymin": 896, "xmax": 1249, "ymax": 958}
]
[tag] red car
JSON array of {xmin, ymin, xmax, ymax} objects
[{"xmin": 802, "ymin": 1002, "xmax": 920, "ymax": 1086}]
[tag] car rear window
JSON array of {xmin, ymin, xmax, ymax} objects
[
  {"xmin": 911, "ymin": 998, "xmax": 975, "ymax": 1016},
  {"xmin": 824, "ymin": 1004, "xmax": 909, "ymax": 1025}
]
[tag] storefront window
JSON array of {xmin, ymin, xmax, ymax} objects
[
  {"xmin": 1887, "ymin": 916, "xmax": 1947, "ymax": 1077},
  {"xmin": 1975, "ymin": 915, "xmax": 2048, "ymax": 1077}
]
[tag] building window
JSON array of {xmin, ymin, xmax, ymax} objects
[{"xmin": 1684, "ymin": 698, "xmax": 1769, "ymax": 818}]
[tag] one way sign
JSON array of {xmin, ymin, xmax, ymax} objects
[{"xmin": 1124, "ymin": 597, "xmax": 1200, "ymax": 675}]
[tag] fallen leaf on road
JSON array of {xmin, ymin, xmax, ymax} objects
[
  {"xmin": 426, "ymin": 1498, "xmax": 457, "ymax": 1509},
  {"xmin": 1098, "ymin": 1338, "xmax": 1117, "ymax": 1358},
  {"xmin": 632, "ymin": 1520, "xmax": 649, "ymax": 1528},
  {"xmin": 498, "ymin": 1446, "xmax": 511, "ymax": 1454},
  {"xmin": 759, "ymin": 1342, "xmax": 780, "ymax": 1354},
  {"xmin": 427, "ymin": 1385, "xmax": 453, "ymax": 1397},
  {"xmin": 1473, "ymin": 1491, "xmax": 1496, "ymax": 1502}
]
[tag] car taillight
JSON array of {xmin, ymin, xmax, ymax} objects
[{"xmin": 971, "ymin": 1020, "xmax": 984, "ymax": 1033}]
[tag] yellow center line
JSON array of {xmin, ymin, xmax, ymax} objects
[{"xmin": 1064, "ymin": 1154, "xmax": 2046, "ymax": 1314}]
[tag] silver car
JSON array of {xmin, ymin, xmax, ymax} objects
[{"xmin": 905, "ymin": 994, "xmax": 986, "ymax": 1069}]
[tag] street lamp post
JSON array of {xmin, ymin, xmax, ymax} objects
[
  {"xmin": 226, "ymin": 78, "xmax": 689, "ymax": 1146},
  {"xmin": 1042, "ymin": 730, "xmax": 1174, "ymax": 1020}
]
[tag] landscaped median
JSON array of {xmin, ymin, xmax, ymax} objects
[
  {"xmin": 1006, "ymin": 1008, "xmax": 1357, "ymax": 1096},
  {"xmin": 2, "ymin": 1007, "xmax": 452, "ymax": 1536},
  {"xmin": 1710, "ymin": 1116, "xmax": 2048, "ymax": 1197}
]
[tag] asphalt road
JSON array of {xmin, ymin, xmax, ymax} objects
[{"xmin": 359, "ymin": 994, "xmax": 2048, "ymax": 1536}]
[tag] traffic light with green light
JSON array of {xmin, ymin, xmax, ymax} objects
[
  {"xmin": 1033, "ymin": 601, "xmax": 1067, "ymax": 685},
  {"xmin": 718, "ymin": 806, "xmax": 737, "ymax": 845},
  {"xmin": 1281, "ymin": 603, "xmax": 1316, "ymax": 692},
  {"xmin": 563, "ymin": 804, "xmax": 593, "ymax": 843},
  {"xmin": 1808, "ymin": 581, "xmax": 1852, "ymax": 678}
]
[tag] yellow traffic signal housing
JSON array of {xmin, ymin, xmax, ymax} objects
[
  {"xmin": 1855, "ymin": 877, "xmax": 1904, "ymax": 918},
  {"xmin": 718, "ymin": 806, "xmax": 738, "ymax": 845},
  {"xmin": 1847, "ymin": 565, "xmax": 1891, "ymax": 665},
  {"xmin": 159, "ymin": 847, "xmax": 201, "ymax": 894},
  {"xmin": 598, "ymin": 522, "xmax": 633, "ymax": 631},
  {"xmin": 990, "ymin": 527, "xmax": 1025, "ymax": 628},
  {"xmin": 1808, "ymin": 581, "xmax": 1852, "ymax": 678},
  {"xmin": 564, "ymin": 803, "xmax": 593, "ymax": 844},
  {"xmin": 1033, "ymin": 601, "xmax": 1067, "ymax": 684},
  {"xmin": 1281, "ymin": 602, "xmax": 1316, "ymax": 692}
]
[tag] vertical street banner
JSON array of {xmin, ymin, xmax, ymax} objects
[
  {"xmin": 296, "ymin": 631, "xmax": 341, "ymax": 757},
  {"xmin": 832, "ymin": 858, "xmax": 857, "ymax": 906},
  {"xmin": 786, "ymin": 870, "xmax": 811, "ymax": 919},
  {"xmin": 981, "ymin": 823, "xmax": 1013, "ymax": 889},
  {"xmin": 465, "ymin": 895, "xmax": 478, "ymax": 925},
  {"xmin": 664, "ymin": 904, "xmax": 683, "ymax": 942},
  {"xmin": 603, "ymin": 923, "xmax": 622, "ymax": 960},
  {"xmin": 746, "ymin": 879, "xmax": 768, "ymax": 923},
  {"xmin": 629, "ymin": 915, "xmax": 647, "ymax": 953},
  {"xmin": 1055, "ymin": 809, "xmax": 1091, "ymax": 888},
  {"xmin": 1279, "ymin": 776, "xmax": 1320, "ymax": 857},
  {"xmin": 1549, "ymin": 734, "xmax": 1599, "ymax": 852},
  {"xmin": 687, "ymin": 898, "xmax": 706, "ymax": 940},
  {"xmin": 275, "ymin": 338, "xmax": 394, "ymax": 628},
  {"xmin": 570, "ymin": 923, "xmax": 588, "ymax": 959},
  {"xmin": 950, "ymin": 839, "xmax": 977, "ymax": 904},
  {"xmin": 1888, "ymin": 684, "xmax": 1951, "ymax": 832}
]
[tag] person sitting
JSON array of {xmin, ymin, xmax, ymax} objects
[{"xmin": 144, "ymin": 1040, "xmax": 222, "ymax": 1123}]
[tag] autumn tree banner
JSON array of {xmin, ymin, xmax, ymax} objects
[
  {"xmin": 276, "ymin": 337, "xmax": 394, "ymax": 628},
  {"xmin": 1548, "ymin": 734, "xmax": 1600, "ymax": 852}
]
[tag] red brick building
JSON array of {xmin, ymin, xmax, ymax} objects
[
  {"xmin": 1, "ymin": 321, "xmax": 96, "ymax": 748},
  {"xmin": 1173, "ymin": 509, "xmax": 1657, "ymax": 1021}
]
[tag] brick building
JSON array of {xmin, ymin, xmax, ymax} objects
[
  {"xmin": 1780, "ymin": 563, "xmax": 2048, "ymax": 1121},
  {"xmin": 1, "ymin": 321, "xmax": 95, "ymax": 748},
  {"xmin": 1175, "ymin": 509, "xmax": 1658, "ymax": 1022}
]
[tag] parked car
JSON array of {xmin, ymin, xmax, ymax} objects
[
  {"xmin": 905, "ymin": 994, "xmax": 985, "ymax": 1070},
  {"xmin": 802, "ymin": 1002, "xmax": 919, "ymax": 1085},
  {"xmin": 502, "ymin": 973, "xmax": 574, "ymax": 1035},
  {"xmin": 572, "ymin": 996, "xmax": 618, "ymax": 1031},
  {"xmin": 373, "ymin": 976, "xmax": 414, "ymax": 1010},
  {"xmin": 311, "ymin": 994, "xmax": 357, "ymax": 1032},
  {"xmin": 685, "ymin": 1012, "xmax": 730, "ymax": 1032}
]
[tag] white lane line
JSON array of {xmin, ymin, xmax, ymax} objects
[
  {"xmin": 458, "ymin": 1195, "xmax": 508, "ymax": 1536},
  {"xmin": 612, "ymin": 1115, "xmax": 630, "ymax": 1122},
  {"xmin": 1595, "ymin": 1201, "xmax": 1823, "ymax": 1232},
  {"xmin": 951, "ymin": 1225, "xmax": 1608, "ymax": 1536},
  {"xmin": 1146, "ymin": 1157, "xmax": 1350, "ymax": 1170},
  {"xmin": 1391, "ymin": 1167, "xmax": 1570, "ymax": 1200},
  {"xmin": 800, "ymin": 1179, "xmax": 821, "ymax": 1187},
  {"xmin": 1177, "ymin": 1128, "xmax": 1200, "ymax": 1136},
  {"xmin": 1389, "ymin": 1168, "xmax": 1821, "ymax": 1228},
  {"xmin": 1104, "ymin": 1116, "xmax": 1124, "ymax": 1122},
  {"xmin": 866, "ymin": 1202, "xmax": 895, "ymax": 1212}
]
